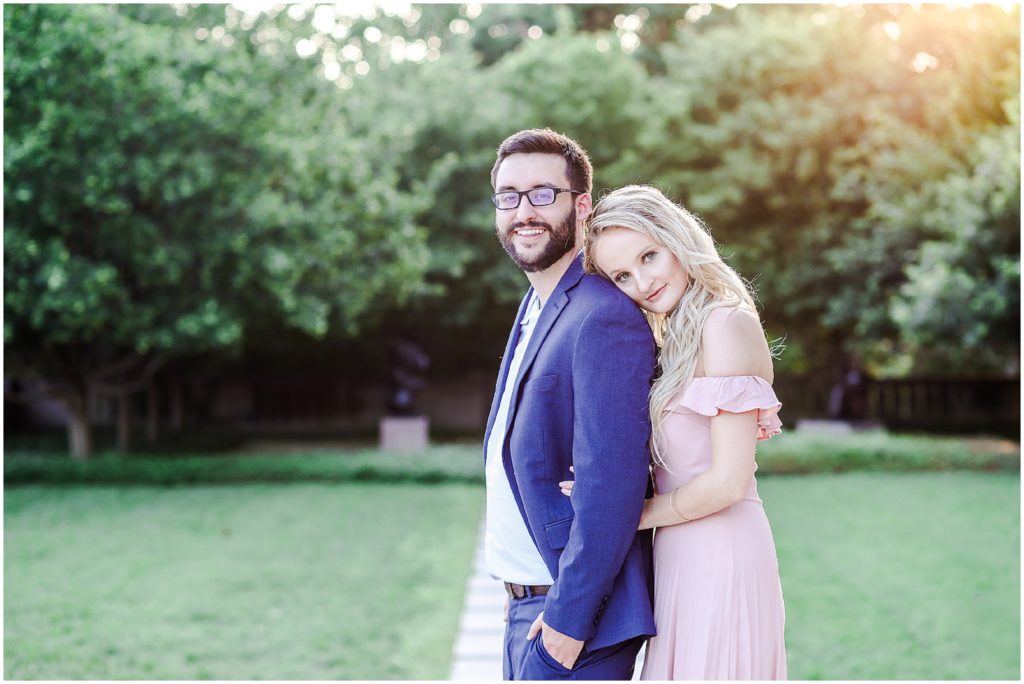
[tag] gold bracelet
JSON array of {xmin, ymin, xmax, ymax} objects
[{"xmin": 668, "ymin": 488, "xmax": 691, "ymax": 522}]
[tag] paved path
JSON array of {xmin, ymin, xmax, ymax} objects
[
  {"xmin": 449, "ymin": 523, "xmax": 506, "ymax": 680},
  {"xmin": 449, "ymin": 522, "xmax": 645, "ymax": 680}
]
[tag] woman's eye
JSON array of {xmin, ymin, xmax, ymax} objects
[
  {"xmin": 642, "ymin": 251, "xmax": 657, "ymax": 264},
  {"xmin": 615, "ymin": 272, "xmax": 630, "ymax": 284}
]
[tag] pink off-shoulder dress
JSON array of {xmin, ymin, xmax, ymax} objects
[{"xmin": 640, "ymin": 375, "xmax": 788, "ymax": 680}]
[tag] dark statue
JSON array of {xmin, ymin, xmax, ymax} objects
[{"xmin": 387, "ymin": 338, "xmax": 430, "ymax": 416}]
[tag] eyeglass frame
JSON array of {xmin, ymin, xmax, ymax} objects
[{"xmin": 490, "ymin": 187, "xmax": 583, "ymax": 210}]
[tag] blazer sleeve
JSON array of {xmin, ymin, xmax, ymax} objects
[{"xmin": 541, "ymin": 298, "xmax": 655, "ymax": 641}]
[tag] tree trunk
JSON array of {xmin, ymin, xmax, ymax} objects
[
  {"xmin": 65, "ymin": 387, "xmax": 92, "ymax": 461},
  {"xmin": 117, "ymin": 391, "xmax": 133, "ymax": 453},
  {"xmin": 146, "ymin": 382, "xmax": 160, "ymax": 446},
  {"xmin": 169, "ymin": 375, "xmax": 184, "ymax": 433}
]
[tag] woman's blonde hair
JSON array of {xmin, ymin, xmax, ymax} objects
[{"xmin": 583, "ymin": 185, "xmax": 763, "ymax": 468}]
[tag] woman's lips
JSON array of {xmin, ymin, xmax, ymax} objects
[{"xmin": 646, "ymin": 284, "xmax": 667, "ymax": 302}]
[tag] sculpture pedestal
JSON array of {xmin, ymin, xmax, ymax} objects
[
  {"xmin": 379, "ymin": 415, "xmax": 429, "ymax": 452},
  {"xmin": 795, "ymin": 418, "xmax": 854, "ymax": 434},
  {"xmin": 796, "ymin": 418, "xmax": 883, "ymax": 433}
]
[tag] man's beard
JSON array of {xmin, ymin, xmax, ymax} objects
[{"xmin": 496, "ymin": 207, "xmax": 577, "ymax": 273}]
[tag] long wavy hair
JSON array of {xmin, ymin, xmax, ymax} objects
[{"xmin": 583, "ymin": 185, "xmax": 764, "ymax": 468}]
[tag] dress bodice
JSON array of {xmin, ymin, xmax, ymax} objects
[{"xmin": 654, "ymin": 375, "xmax": 782, "ymax": 502}]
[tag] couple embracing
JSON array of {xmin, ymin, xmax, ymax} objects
[{"xmin": 484, "ymin": 129, "xmax": 787, "ymax": 681}]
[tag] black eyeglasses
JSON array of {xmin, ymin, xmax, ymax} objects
[{"xmin": 491, "ymin": 187, "xmax": 582, "ymax": 210}]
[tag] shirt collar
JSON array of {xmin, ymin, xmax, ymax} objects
[{"xmin": 520, "ymin": 291, "xmax": 542, "ymax": 328}]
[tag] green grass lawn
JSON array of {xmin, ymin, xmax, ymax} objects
[
  {"xmin": 4, "ymin": 483, "xmax": 483, "ymax": 679},
  {"xmin": 761, "ymin": 471, "xmax": 1020, "ymax": 680},
  {"xmin": 4, "ymin": 471, "xmax": 1018, "ymax": 680}
]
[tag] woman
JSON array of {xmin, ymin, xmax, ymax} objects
[{"xmin": 563, "ymin": 185, "xmax": 787, "ymax": 679}]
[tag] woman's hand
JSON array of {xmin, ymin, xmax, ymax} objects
[{"xmin": 558, "ymin": 466, "xmax": 574, "ymax": 496}]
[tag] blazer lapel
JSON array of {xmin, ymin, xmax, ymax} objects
[
  {"xmin": 503, "ymin": 255, "xmax": 586, "ymax": 439},
  {"xmin": 483, "ymin": 288, "xmax": 536, "ymax": 456},
  {"xmin": 498, "ymin": 255, "xmax": 587, "ymax": 546}
]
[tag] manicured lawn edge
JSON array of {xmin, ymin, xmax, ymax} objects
[
  {"xmin": 755, "ymin": 430, "xmax": 1019, "ymax": 474},
  {"xmin": 4, "ymin": 432, "xmax": 1017, "ymax": 486},
  {"xmin": 3, "ymin": 446, "xmax": 483, "ymax": 486}
]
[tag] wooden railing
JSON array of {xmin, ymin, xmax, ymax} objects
[{"xmin": 773, "ymin": 375, "xmax": 1020, "ymax": 436}]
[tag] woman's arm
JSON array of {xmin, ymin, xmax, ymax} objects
[
  {"xmin": 639, "ymin": 307, "xmax": 773, "ymax": 531},
  {"xmin": 638, "ymin": 409, "xmax": 758, "ymax": 529}
]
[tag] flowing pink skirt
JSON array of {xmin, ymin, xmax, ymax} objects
[{"xmin": 641, "ymin": 499, "xmax": 787, "ymax": 680}]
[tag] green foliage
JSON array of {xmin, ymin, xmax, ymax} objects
[
  {"xmin": 5, "ymin": 5, "xmax": 257, "ymax": 362},
  {"xmin": 3, "ymin": 445, "xmax": 484, "ymax": 486},
  {"xmin": 625, "ymin": 4, "xmax": 1020, "ymax": 374},
  {"xmin": 491, "ymin": 31, "xmax": 650, "ymax": 191},
  {"xmin": 336, "ymin": 45, "xmax": 523, "ymax": 368},
  {"xmin": 755, "ymin": 430, "xmax": 1019, "ymax": 475},
  {"xmin": 4, "ymin": 3, "xmax": 1020, "ymax": 450},
  {"xmin": 889, "ymin": 106, "xmax": 1021, "ymax": 371},
  {"xmin": 4, "ymin": 4, "xmax": 434, "ymax": 454},
  {"xmin": 4, "ymin": 4, "xmax": 433, "ymax": 360}
]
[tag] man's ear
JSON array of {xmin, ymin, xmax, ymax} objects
[{"xmin": 575, "ymin": 193, "xmax": 593, "ymax": 224}]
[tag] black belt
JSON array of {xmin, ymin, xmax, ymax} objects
[{"xmin": 504, "ymin": 582, "xmax": 551, "ymax": 599}]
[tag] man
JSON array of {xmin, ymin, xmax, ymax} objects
[{"xmin": 484, "ymin": 128, "xmax": 657, "ymax": 680}]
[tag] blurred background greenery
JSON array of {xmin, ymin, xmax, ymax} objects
[
  {"xmin": 3, "ymin": 2, "xmax": 1020, "ymax": 680},
  {"xmin": 4, "ymin": 2, "xmax": 1019, "ymax": 458}
]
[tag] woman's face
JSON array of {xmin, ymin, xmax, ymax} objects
[{"xmin": 591, "ymin": 227, "xmax": 690, "ymax": 314}]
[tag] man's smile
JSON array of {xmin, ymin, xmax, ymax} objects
[{"xmin": 510, "ymin": 222, "xmax": 550, "ymax": 241}]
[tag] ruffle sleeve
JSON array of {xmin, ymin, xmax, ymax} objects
[{"xmin": 672, "ymin": 375, "xmax": 783, "ymax": 440}]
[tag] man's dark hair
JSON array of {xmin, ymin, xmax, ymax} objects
[{"xmin": 491, "ymin": 128, "xmax": 593, "ymax": 195}]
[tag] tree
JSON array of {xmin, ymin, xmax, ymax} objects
[
  {"xmin": 623, "ymin": 4, "xmax": 1019, "ymax": 376},
  {"xmin": 889, "ymin": 100, "xmax": 1020, "ymax": 373},
  {"xmin": 4, "ymin": 5, "xmax": 432, "ymax": 457}
]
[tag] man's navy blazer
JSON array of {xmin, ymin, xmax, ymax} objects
[{"xmin": 484, "ymin": 254, "xmax": 657, "ymax": 651}]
